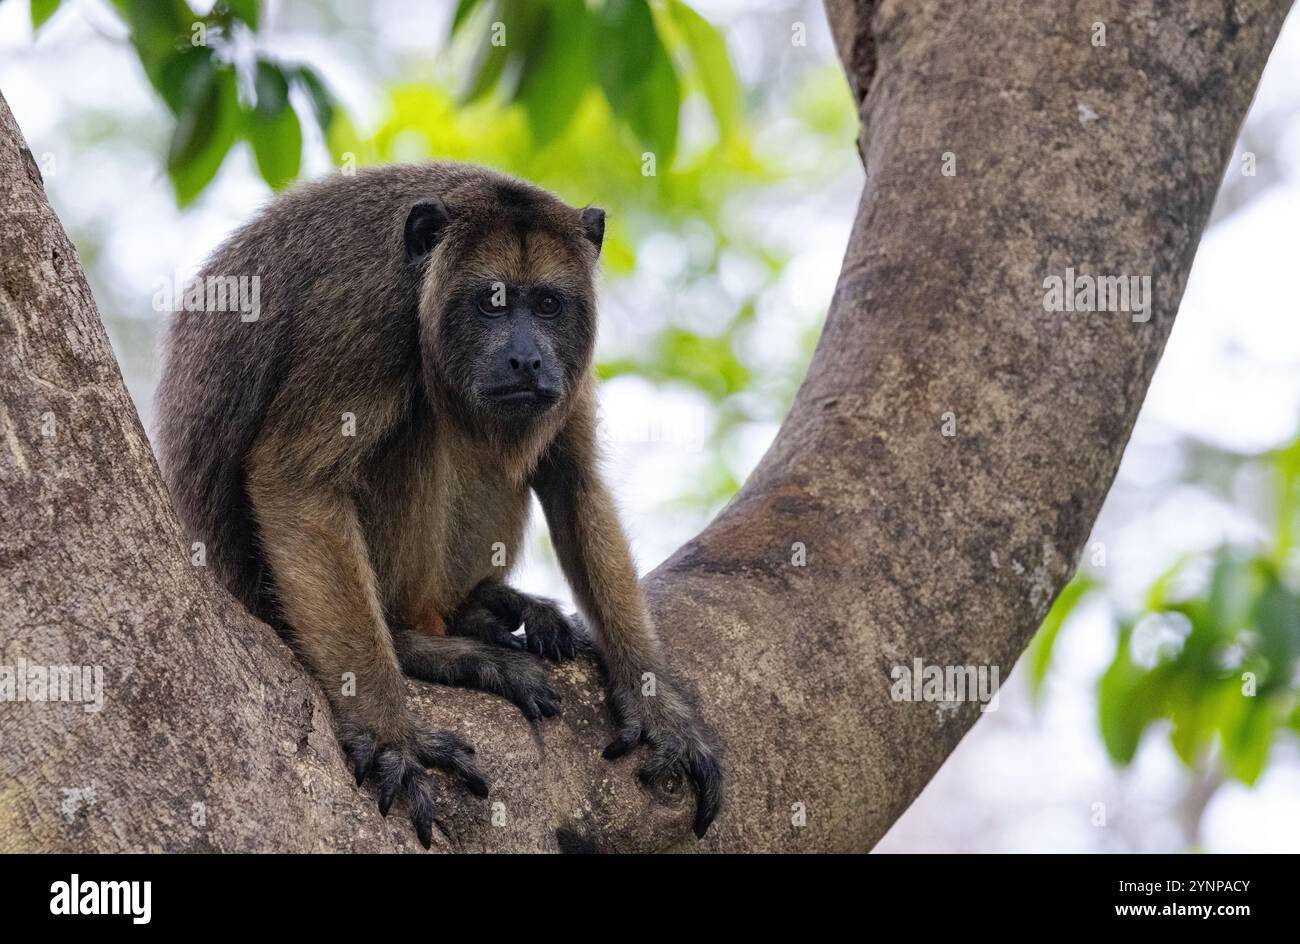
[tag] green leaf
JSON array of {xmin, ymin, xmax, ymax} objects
[
  {"xmin": 665, "ymin": 0, "xmax": 741, "ymax": 138},
  {"xmin": 31, "ymin": 0, "xmax": 61, "ymax": 29},
  {"xmin": 1272, "ymin": 437, "xmax": 1300, "ymax": 562},
  {"xmin": 595, "ymin": 0, "xmax": 657, "ymax": 92},
  {"xmin": 517, "ymin": 0, "xmax": 593, "ymax": 148},
  {"xmin": 599, "ymin": 327, "xmax": 749, "ymax": 400},
  {"xmin": 1098, "ymin": 626, "xmax": 1170, "ymax": 765},
  {"xmin": 1026, "ymin": 575, "xmax": 1096, "ymax": 701},
  {"xmin": 291, "ymin": 65, "xmax": 336, "ymax": 132},
  {"xmin": 462, "ymin": 41, "xmax": 510, "ymax": 101},
  {"xmin": 1167, "ymin": 670, "xmax": 1213, "ymax": 765},
  {"xmin": 1206, "ymin": 550, "xmax": 1256, "ymax": 635},
  {"xmin": 458, "ymin": 0, "xmax": 532, "ymax": 102},
  {"xmin": 167, "ymin": 63, "xmax": 240, "ymax": 207},
  {"xmin": 1144, "ymin": 552, "xmax": 1193, "ymax": 612},
  {"xmin": 247, "ymin": 104, "xmax": 303, "ymax": 190},
  {"xmin": 626, "ymin": 38, "xmax": 681, "ymax": 163},
  {"xmin": 157, "ymin": 46, "xmax": 215, "ymax": 115},
  {"xmin": 450, "ymin": 0, "xmax": 483, "ymax": 34},
  {"xmin": 595, "ymin": 0, "xmax": 680, "ymax": 161},
  {"xmin": 1253, "ymin": 578, "xmax": 1300, "ymax": 688},
  {"xmin": 325, "ymin": 110, "xmax": 367, "ymax": 167},
  {"xmin": 115, "ymin": 0, "xmax": 197, "ymax": 96},
  {"xmin": 252, "ymin": 59, "xmax": 290, "ymax": 120},
  {"xmin": 1220, "ymin": 694, "xmax": 1276, "ymax": 785},
  {"xmin": 222, "ymin": 0, "xmax": 259, "ymax": 29}
]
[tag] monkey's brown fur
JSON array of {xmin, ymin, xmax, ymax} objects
[{"xmin": 156, "ymin": 162, "xmax": 721, "ymax": 846}]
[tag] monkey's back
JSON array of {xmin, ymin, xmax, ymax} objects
[{"xmin": 154, "ymin": 163, "xmax": 519, "ymax": 620}]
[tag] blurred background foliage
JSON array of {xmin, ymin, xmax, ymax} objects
[
  {"xmin": 13, "ymin": 0, "xmax": 1300, "ymax": 850},
  {"xmin": 1030, "ymin": 434, "xmax": 1300, "ymax": 844},
  {"xmin": 29, "ymin": 0, "xmax": 851, "ymax": 513}
]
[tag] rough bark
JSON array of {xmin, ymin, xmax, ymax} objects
[{"xmin": 0, "ymin": 0, "xmax": 1290, "ymax": 852}]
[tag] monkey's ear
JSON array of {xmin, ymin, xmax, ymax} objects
[
  {"xmin": 581, "ymin": 207, "xmax": 605, "ymax": 254},
  {"xmin": 404, "ymin": 198, "xmax": 451, "ymax": 262}
]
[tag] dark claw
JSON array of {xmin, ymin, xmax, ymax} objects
[
  {"xmin": 600, "ymin": 701, "xmax": 724, "ymax": 839},
  {"xmin": 406, "ymin": 768, "xmax": 436, "ymax": 849},
  {"xmin": 523, "ymin": 604, "xmax": 580, "ymax": 663},
  {"xmin": 688, "ymin": 749, "xmax": 724, "ymax": 839},
  {"xmin": 445, "ymin": 731, "xmax": 474, "ymax": 754},
  {"xmin": 344, "ymin": 731, "xmax": 377, "ymax": 786},
  {"xmin": 416, "ymin": 729, "xmax": 489, "ymax": 798},
  {"xmin": 634, "ymin": 736, "xmax": 722, "ymax": 839},
  {"xmin": 495, "ymin": 655, "xmax": 560, "ymax": 722},
  {"xmin": 376, "ymin": 750, "xmax": 405, "ymax": 816},
  {"xmin": 348, "ymin": 723, "xmax": 488, "ymax": 847},
  {"xmin": 602, "ymin": 726, "xmax": 641, "ymax": 760},
  {"xmin": 413, "ymin": 811, "xmax": 433, "ymax": 849},
  {"xmin": 537, "ymin": 692, "xmax": 559, "ymax": 717}
]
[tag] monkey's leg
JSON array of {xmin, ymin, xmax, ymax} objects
[
  {"xmin": 247, "ymin": 470, "xmax": 487, "ymax": 848},
  {"xmin": 392, "ymin": 630, "xmax": 560, "ymax": 721},
  {"xmin": 533, "ymin": 427, "xmax": 723, "ymax": 839},
  {"xmin": 449, "ymin": 578, "xmax": 584, "ymax": 661}
]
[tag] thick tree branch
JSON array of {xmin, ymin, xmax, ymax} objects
[
  {"xmin": 0, "ymin": 0, "xmax": 1291, "ymax": 852},
  {"xmin": 644, "ymin": 0, "xmax": 1293, "ymax": 850}
]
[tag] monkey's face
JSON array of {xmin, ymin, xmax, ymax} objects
[
  {"xmin": 448, "ymin": 274, "xmax": 591, "ymax": 421},
  {"xmin": 408, "ymin": 181, "xmax": 605, "ymax": 429}
]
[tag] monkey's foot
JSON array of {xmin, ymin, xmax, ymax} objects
[
  {"xmin": 341, "ymin": 721, "xmax": 487, "ymax": 849},
  {"xmin": 452, "ymin": 598, "xmax": 585, "ymax": 665},
  {"xmin": 603, "ymin": 686, "xmax": 724, "ymax": 840},
  {"xmin": 464, "ymin": 645, "xmax": 562, "ymax": 721},
  {"xmin": 447, "ymin": 604, "xmax": 529, "ymax": 651},
  {"xmin": 394, "ymin": 631, "xmax": 561, "ymax": 721},
  {"xmin": 449, "ymin": 581, "xmax": 585, "ymax": 662}
]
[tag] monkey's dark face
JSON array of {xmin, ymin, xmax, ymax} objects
[
  {"xmin": 448, "ymin": 278, "xmax": 587, "ymax": 420},
  {"xmin": 407, "ymin": 181, "xmax": 604, "ymax": 430}
]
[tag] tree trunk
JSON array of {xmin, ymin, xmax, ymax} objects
[{"xmin": 0, "ymin": 0, "xmax": 1290, "ymax": 852}]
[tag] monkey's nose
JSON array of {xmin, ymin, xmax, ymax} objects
[{"xmin": 509, "ymin": 355, "xmax": 542, "ymax": 374}]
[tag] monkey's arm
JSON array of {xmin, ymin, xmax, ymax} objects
[
  {"xmin": 532, "ymin": 402, "xmax": 723, "ymax": 838},
  {"xmin": 246, "ymin": 422, "xmax": 485, "ymax": 848}
]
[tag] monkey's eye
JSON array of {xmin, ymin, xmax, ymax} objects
[
  {"xmin": 535, "ymin": 292, "xmax": 562, "ymax": 318},
  {"xmin": 476, "ymin": 287, "xmax": 508, "ymax": 316}
]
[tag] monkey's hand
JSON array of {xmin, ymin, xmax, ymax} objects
[
  {"xmin": 602, "ymin": 677, "xmax": 723, "ymax": 839},
  {"xmin": 521, "ymin": 599, "xmax": 585, "ymax": 662},
  {"xmin": 341, "ymin": 718, "xmax": 488, "ymax": 849}
]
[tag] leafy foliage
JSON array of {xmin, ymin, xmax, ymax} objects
[
  {"xmin": 1033, "ymin": 439, "xmax": 1300, "ymax": 787},
  {"xmin": 1024, "ymin": 574, "xmax": 1096, "ymax": 702},
  {"xmin": 36, "ymin": 0, "xmax": 747, "ymax": 207},
  {"xmin": 32, "ymin": 0, "xmax": 338, "ymax": 204},
  {"xmin": 448, "ymin": 0, "xmax": 740, "ymax": 163}
]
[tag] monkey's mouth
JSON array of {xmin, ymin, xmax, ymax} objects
[{"xmin": 482, "ymin": 385, "xmax": 560, "ymax": 411}]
